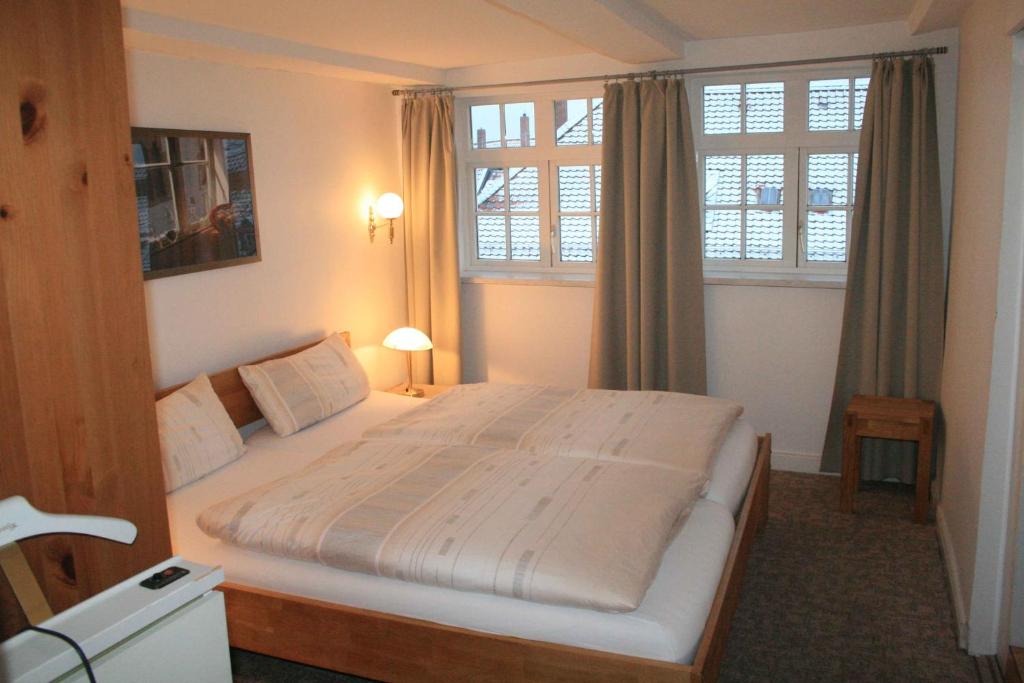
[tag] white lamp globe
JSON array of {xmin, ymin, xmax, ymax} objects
[
  {"xmin": 376, "ymin": 193, "xmax": 404, "ymax": 220},
  {"xmin": 382, "ymin": 327, "xmax": 433, "ymax": 352}
]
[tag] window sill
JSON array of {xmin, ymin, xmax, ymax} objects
[
  {"xmin": 461, "ymin": 274, "xmax": 595, "ymax": 288},
  {"xmin": 461, "ymin": 271, "xmax": 846, "ymax": 289},
  {"xmin": 703, "ymin": 271, "xmax": 847, "ymax": 289}
]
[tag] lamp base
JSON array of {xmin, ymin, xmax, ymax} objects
[{"xmin": 401, "ymin": 386, "xmax": 425, "ymax": 398}]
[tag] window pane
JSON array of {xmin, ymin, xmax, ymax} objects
[
  {"xmin": 510, "ymin": 216, "xmax": 541, "ymax": 260},
  {"xmin": 470, "ymin": 104, "xmax": 501, "ymax": 149},
  {"xmin": 806, "ymin": 210, "xmax": 848, "ymax": 261},
  {"xmin": 174, "ymin": 164, "xmax": 210, "ymax": 228},
  {"xmin": 594, "ymin": 164, "xmax": 602, "ymax": 212},
  {"xmin": 854, "ymin": 77, "xmax": 870, "ymax": 130},
  {"xmin": 132, "ymin": 136, "xmax": 169, "ymax": 165},
  {"xmin": 560, "ymin": 216, "xmax": 593, "ymax": 262},
  {"xmin": 558, "ymin": 166, "xmax": 592, "ymax": 212},
  {"xmin": 809, "ymin": 78, "xmax": 850, "ymax": 131},
  {"xmin": 807, "ymin": 154, "xmax": 849, "ymax": 205},
  {"xmin": 176, "ymin": 137, "xmax": 206, "ymax": 162},
  {"xmin": 507, "ymin": 166, "xmax": 539, "ymax": 212},
  {"xmin": 745, "ymin": 82, "xmax": 784, "ymax": 133},
  {"xmin": 476, "ymin": 215, "xmax": 507, "ymax": 260},
  {"xmin": 705, "ymin": 155, "xmax": 742, "ymax": 204},
  {"xmin": 746, "ymin": 154, "xmax": 784, "ymax": 205},
  {"xmin": 852, "ymin": 153, "xmax": 860, "ymax": 203},
  {"xmin": 746, "ymin": 210, "xmax": 783, "ymax": 259},
  {"xmin": 135, "ymin": 167, "xmax": 178, "ymax": 273},
  {"xmin": 705, "ymin": 209, "xmax": 741, "ymax": 258},
  {"xmin": 504, "ymin": 102, "xmax": 535, "ymax": 148},
  {"xmin": 704, "ymin": 84, "xmax": 741, "ymax": 135},
  {"xmin": 475, "ymin": 167, "xmax": 506, "ymax": 211},
  {"xmin": 555, "ymin": 98, "xmax": 589, "ymax": 146},
  {"xmin": 592, "ymin": 97, "xmax": 603, "ymax": 143}
]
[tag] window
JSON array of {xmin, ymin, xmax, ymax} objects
[
  {"xmin": 692, "ymin": 67, "xmax": 869, "ymax": 274},
  {"xmin": 458, "ymin": 92, "xmax": 602, "ymax": 275}
]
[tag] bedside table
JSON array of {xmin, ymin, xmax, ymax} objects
[
  {"xmin": 387, "ymin": 383, "xmax": 452, "ymax": 399},
  {"xmin": 840, "ymin": 394, "xmax": 936, "ymax": 523}
]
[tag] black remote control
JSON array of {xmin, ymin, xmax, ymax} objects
[{"xmin": 140, "ymin": 566, "xmax": 190, "ymax": 589}]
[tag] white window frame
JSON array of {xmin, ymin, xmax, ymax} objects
[
  {"xmin": 455, "ymin": 88, "xmax": 603, "ymax": 277},
  {"xmin": 689, "ymin": 64, "xmax": 870, "ymax": 277}
]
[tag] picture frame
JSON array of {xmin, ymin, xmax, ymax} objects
[{"xmin": 131, "ymin": 128, "xmax": 262, "ymax": 280}]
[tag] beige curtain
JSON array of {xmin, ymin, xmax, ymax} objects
[
  {"xmin": 589, "ymin": 79, "xmax": 706, "ymax": 393},
  {"xmin": 820, "ymin": 57, "xmax": 944, "ymax": 481},
  {"xmin": 401, "ymin": 94, "xmax": 461, "ymax": 384}
]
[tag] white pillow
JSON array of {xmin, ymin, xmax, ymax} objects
[
  {"xmin": 157, "ymin": 373, "xmax": 246, "ymax": 492},
  {"xmin": 238, "ymin": 333, "xmax": 370, "ymax": 437}
]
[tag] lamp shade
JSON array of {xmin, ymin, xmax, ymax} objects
[
  {"xmin": 376, "ymin": 192, "xmax": 404, "ymax": 220},
  {"xmin": 382, "ymin": 327, "xmax": 432, "ymax": 352}
]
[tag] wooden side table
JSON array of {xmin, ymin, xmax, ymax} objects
[
  {"xmin": 840, "ymin": 394, "xmax": 936, "ymax": 524},
  {"xmin": 386, "ymin": 383, "xmax": 452, "ymax": 399}
]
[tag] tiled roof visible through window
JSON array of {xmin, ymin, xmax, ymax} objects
[
  {"xmin": 806, "ymin": 210, "xmax": 847, "ymax": 261},
  {"xmin": 704, "ymin": 85, "xmax": 742, "ymax": 135},
  {"xmin": 746, "ymin": 210, "xmax": 783, "ymax": 259},
  {"xmin": 745, "ymin": 83, "xmax": 784, "ymax": 133},
  {"xmin": 557, "ymin": 166, "xmax": 592, "ymax": 212},
  {"xmin": 556, "ymin": 101, "xmax": 603, "ymax": 145}
]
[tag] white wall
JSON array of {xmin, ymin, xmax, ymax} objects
[
  {"xmin": 126, "ymin": 51, "xmax": 408, "ymax": 390},
  {"xmin": 454, "ymin": 23, "xmax": 958, "ymax": 473},
  {"xmin": 936, "ymin": 0, "xmax": 1018, "ymax": 656}
]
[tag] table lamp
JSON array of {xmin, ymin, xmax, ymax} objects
[{"xmin": 382, "ymin": 327, "xmax": 433, "ymax": 397}]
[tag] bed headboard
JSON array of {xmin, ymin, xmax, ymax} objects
[{"xmin": 154, "ymin": 331, "xmax": 351, "ymax": 428}]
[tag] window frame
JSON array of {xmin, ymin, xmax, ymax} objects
[
  {"xmin": 455, "ymin": 88, "xmax": 603, "ymax": 277},
  {"xmin": 688, "ymin": 64, "xmax": 870, "ymax": 277}
]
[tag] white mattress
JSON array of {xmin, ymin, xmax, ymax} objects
[{"xmin": 167, "ymin": 390, "xmax": 755, "ymax": 663}]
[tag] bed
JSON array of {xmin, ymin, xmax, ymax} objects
[{"xmin": 158, "ymin": 334, "xmax": 771, "ymax": 682}]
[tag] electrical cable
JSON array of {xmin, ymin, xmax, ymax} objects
[{"xmin": 21, "ymin": 624, "xmax": 97, "ymax": 683}]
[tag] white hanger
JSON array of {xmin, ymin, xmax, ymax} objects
[
  {"xmin": 0, "ymin": 496, "xmax": 137, "ymax": 547},
  {"xmin": 0, "ymin": 496, "xmax": 137, "ymax": 625}
]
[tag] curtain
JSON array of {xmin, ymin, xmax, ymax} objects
[
  {"xmin": 401, "ymin": 94, "xmax": 461, "ymax": 385},
  {"xmin": 588, "ymin": 79, "xmax": 707, "ymax": 394},
  {"xmin": 820, "ymin": 57, "xmax": 944, "ymax": 481}
]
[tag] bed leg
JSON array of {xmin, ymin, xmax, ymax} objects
[{"xmin": 755, "ymin": 435, "xmax": 771, "ymax": 533}]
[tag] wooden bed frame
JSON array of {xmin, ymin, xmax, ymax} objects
[{"xmin": 158, "ymin": 332, "xmax": 772, "ymax": 683}]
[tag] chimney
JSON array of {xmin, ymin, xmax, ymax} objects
[
  {"xmin": 476, "ymin": 128, "xmax": 487, "ymax": 149},
  {"xmin": 554, "ymin": 100, "xmax": 568, "ymax": 131},
  {"xmin": 519, "ymin": 113, "xmax": 530, "ymax": 147}
]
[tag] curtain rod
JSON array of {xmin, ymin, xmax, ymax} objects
[{"xmin": 391, "ymin": 46, "xmax": 947, "ymax": 96}]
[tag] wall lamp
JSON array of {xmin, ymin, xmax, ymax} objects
[{"xmin": 368, "ymin": 192, "xmax": 404, "ymax": 244}]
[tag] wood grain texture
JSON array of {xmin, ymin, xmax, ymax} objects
[
  {"xmin": 840, "ymin": 395, "xmax": 935, "ymax": 522},
  {"xmin": 0, "ymin": 0, "xmax": 171, "ymax": 612},
  {"xmin": 155, "ymin": 332, "xmax": 349, "ymax": 428},
  {"xmin": 219, "ymin": 436, "xmax": 772, "ymax": 683}
]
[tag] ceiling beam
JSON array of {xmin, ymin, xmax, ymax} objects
[
  {"xmin": 485, "ymin": 0, "xmax": 687, "ymax": 64},
  {"xmin": 907, "ymin": 0, "xmax": 972, "ymax": 34},
  {"xmin": 122, "ymin": 9, "xmax": 444, "ymax": 85}
]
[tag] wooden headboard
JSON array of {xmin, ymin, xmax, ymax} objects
[{"xmin": 154, "ymin": 331, "xmax": 350, "ymax": 428}]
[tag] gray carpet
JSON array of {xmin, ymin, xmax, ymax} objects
[{"xmin": 231, "ymin": 471, "xmax": 976, "ymax": 682}]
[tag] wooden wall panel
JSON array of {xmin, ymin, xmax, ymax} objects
[{"xmin": 0, "ymin": 0, "xmax": 171, "ymax": 613}]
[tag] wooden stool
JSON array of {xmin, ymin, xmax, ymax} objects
[{"xmin": 840, "ymin": 394, "xmax": 936, "ymax": 523}]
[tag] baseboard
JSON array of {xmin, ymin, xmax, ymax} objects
[
  {"xmin": 771, "ymin": 450, "xmax": 826, "ymax": 474},
  {"xmin": 936, "ymin": 504, "xmax": 969, "ymax": 649}
]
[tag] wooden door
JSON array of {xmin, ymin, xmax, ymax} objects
[{"xmin": 0, "ymin": 0, "xmax": 171, "ymax": 616}]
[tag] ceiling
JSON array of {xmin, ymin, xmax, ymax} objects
[{"xmin": 121, "ymin": 0, "xmax": 967, "ymax": 84}]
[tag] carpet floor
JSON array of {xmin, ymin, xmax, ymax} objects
[{"xmin": 231, "ymin": 471, "xmax": 976, "ymax": 682}]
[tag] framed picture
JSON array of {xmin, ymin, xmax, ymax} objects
[{"xmin": 131, "ymin": 128, "xmax": 261, "ymax": 280}]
